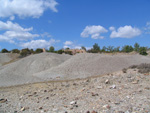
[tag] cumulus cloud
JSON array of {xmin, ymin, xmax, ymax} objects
[
  {"xmin": 110, "ymin": 25, "xmax": 141, "ymax": 38},
  {"xmin": 63, "ymin": 41, "xmax": 81, "ymax": 49},
  {"xmin": 64, "ymin": 41, "xmax": 73, "ymax": 46},
  {"xmin": 81, "ymin": 25, "xmax": 108, "ymax": 39},
  {"xmin": 0, "ymin": 0, "xmax": 58, "ymax": 19},
  {"xmin": 20, "ymin": 39, "xmax": 60, "ymax": 49},
  {"xmin": 0, "ymin": 21, "xmax": 39, "ymax": 43},
  {"xmin": 109, "ymin": 26, "xmax": 115, "ymax": 31}
]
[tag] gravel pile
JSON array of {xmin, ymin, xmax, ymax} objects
[
  {"xmin": 0, "ymin": 53, "xmax": 14, "ymax": 66},
  {"xmin": 0, "ymin": 68, "xmax": 150, "ymax": 112},
  {"xmin": 1, "ymin": 53, "xmax": 150, "ymax": 87},
  {"xmin": 0, "ymin": 53, "xmax": 71, "ymax": 87},
  {"xmin": 35, "ymin": 53, "xmax": 150, "ymax": 80}
]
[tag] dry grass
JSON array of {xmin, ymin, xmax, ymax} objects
[{"xmin": 129, "ymin": 63, "xmax": 150, "ymax": 74}]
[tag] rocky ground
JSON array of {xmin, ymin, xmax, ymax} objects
[{"xmin": 0, "ymin": 68, "xmax": 150, "ymax": 113}]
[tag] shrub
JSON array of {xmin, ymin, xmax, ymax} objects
[
  {"xmin": 11, "ymin": 49, "xmax": 20, "ymax": 53},
  {"xmin": 64, "ymin": 51, "xmax": 72, "ymax": 55},
  {"xmin": 35, "ymin": 48, "xmax": 43, "ymax": 53},
  {"xmin": 49, "ymin": 46, "xmax": 55, "ymax": 52},
  {"xmin": 129, "ymin": 65, "xmax": 138, "ymax": 69},
  {"xmin": 134, "ymin": 42, "xmax": 140, "ymax": 52},
  {"xmin": 121, "ymin": 45, "xmax": 133, "ymax": 53},
  {"xmin": 139, "ymin": 47, "xmax": 147, "ymax": 55},
  {"xmin": 20, "ymin": 48, "xmax": 31, "ymax": 57},
  {"xmin": 129, "ymin": 63, "xmax": 150, "ymax": 73},
  {"xmin": 1, "ymin": 48, "xmax": 9, "ymax": 53},
  {"xmin": 57, "ymin": 49, "xmax": 64, "ymax": 54}
]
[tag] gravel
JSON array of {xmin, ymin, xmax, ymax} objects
[
  {"xmin": 0, "ymin": 53, "xmax": 16, "ymax": 66},
  {"xmin": 1, "ymin": 53, "xmax": 150, "ymax": 87},
  {"xmin": 35, "ymin": 53, "xmax": 150, "ymax": 80},
  {"xmin": 0, "ymin": 68, "xmax": 150, "ymax": 112},
  {"xmin": 0, "ymin": 53, "xmax": 71, "ymax": 87}
]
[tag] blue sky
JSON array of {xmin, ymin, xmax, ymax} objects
[{"xmin": 0, "ymin": 0, "xmax": 150, "ymax": 50}]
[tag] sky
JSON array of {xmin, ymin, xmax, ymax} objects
[{"xmin": 0, "ymin": 0, "xmax": 150, "ymax": 50}]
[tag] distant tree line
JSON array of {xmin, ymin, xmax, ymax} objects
[
  {"xmin": 0, "ymin": 43, "xmax": 148, "ymax": 57},
  {"xmin": 87, "ymin": 43, "xmax": 148, "ymax": 55}
]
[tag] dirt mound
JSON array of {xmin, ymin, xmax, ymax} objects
[
  {"xmin": 0, "ymin": 53, "xmax": 19, "ymax": 66},
  {"xmin": 1, "ymin": 53, "xmax": 150, "ymax": 87},
  {"xmin": 0, "ymin": 53, "xmax": 71, "ymax": 87},
  {"xmin": 35, "ymin": 53, "xmax": 150, "ymax": 80}
]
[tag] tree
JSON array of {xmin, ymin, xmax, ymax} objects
[
  {"xmin": 139, "ymin": 47, "xmax": 147, "ymax": 55},
  {"xmin": 101, "ymin": 46, "xmax": 107, "ymax": 52},
  {"xmin": 122, "ymin": 45, "xmax": 133, "ymax": 53},
  {"xmin": 92, "ymin": 43, "xmax": 100, "ymax": 53},
  {"xmin": 1, "ymin": 48, "xmax": 9, "ymax": 53},
  {"xmin": 107, "ymin": 46, "xmax": 114, "ymax": 52},
  {"xmin": 30, "ymin": 49, "xmax": 35, "ymax": 54},
  {"xmin": 20, "ymin": 48, "xmax": 31, "ymax": 57},
  {"xmin": 81, "ymin": 46, "xmax": 86, "ymax": 51},
  {"xmin": 11, "ymin": 49, "xmax": 20, "ymax": 53},
  {"xmin": 114, "ymin": 46, "xmax": 120, "ymax": 52},
  {"xmin": 134, "ymin": 42, "xmax": 140, "ymax": 52},
  {"xmin": 49, "ymin": 46, "xmax": 55, "ymax": 52},
  {"xmin": 35, "ymin": 48, "xmax": 43, "ymax": 53},
  {"xmin": 57, "ymin": 49, "xmax": 64, "ymax": 54}
]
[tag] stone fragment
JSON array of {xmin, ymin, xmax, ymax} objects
[
  {"xmin": 110, "ymin": 85, "xmax": 116, "ymax": 89},
  {"xmin": 132, "ymin": 80, "xmax": 139, "ymax": 84},
  {"xmin": 20, "ymin": 107, "xmax": 25, "ymax": 111},
  {"xmin": 0, "ymin": 99, "xmax": 7, "ymax": 103},
  {"xmin": 70, "ymin": 101, "xmax": 77, "ymax": 105},
  {"xmin": 103, "ymin": 104, "xmax": 111, "ymax": 109},
  {"xmin": 39, "ymin": 107, "xmax": 43, "ymax": 109},
  {"xmin": 91, "ymin": 92, "xmax": 99, "ymax": 96},
  {"xmin": 105, "ymin": 79, "xmax": 110, "ymax": 84}
]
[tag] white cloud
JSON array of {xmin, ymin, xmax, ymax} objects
[
  {"xmin": 64, "ymin": 41, "xmax": 73, "ymax": 45},
  {"xmin": 109, "ymin": 26, "xmax": 115, "ymax": 31},
  {"xmin": 110, "ymin": 25, "xmax": 141, "ymax": 38},
  {"xmin": 63, "ymin": 41, "xmax": 80, "ymax": 49},
  {"xmin": 0, "ymin": 21, "xmax": 33, "ymax": 32},
  {"xmin": 81, "ymin": 25, "xmax": 108, "ymax": 39},
  {"xmin": 0, "ymin": 0, "xmax": 58, "ymax": 19},
  {"xmin": 10, "ymin": 16, "xmax": 15, "ymax": 20},
  {"xmin": 41, "ymin": 32, "xmax": 51, "ymax": 38},
  {"xmin": 0, "ymin": 21, "xmax": 39, "ymax": 43},
  {"xmin": 144, "ymin": 22, "xmax": 150, "ymax": 34},
  {"xmin": 20, "ymin": 39, "xmax": 60, "ymax": 49}
]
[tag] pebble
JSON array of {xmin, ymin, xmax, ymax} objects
[
  {"xmin": 0, "ymin": 99, "xmax": 7, "ymax": 103},
  {"xmin": 105, "ymin": 79, "xmax": 110, "ymax": 84},
  {"xmin": 20, "ymin": 107, "xmax": 25, "ymax": 111},
  {"xmin": 97, "ymin": 86, "xmax": 103, "ymax": 89},
  {"xmin": 70, "ymin": 101, "xmax": 77, "ymax": 105},
  {"xmin": 110, "ymin": 85, "xmax": 116, "ymax": 89}
]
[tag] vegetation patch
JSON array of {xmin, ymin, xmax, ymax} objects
[{"xmin": 129, "ymin": 63, "xmax": 150, "ymax": 74}]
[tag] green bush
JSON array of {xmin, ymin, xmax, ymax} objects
[
  {"xmin": 57, "ymin": 49, "xmax": 64, "ymax": 54},
  {"xmin": 49, "ymin": 46, "xmax": 55, "ymax": 52},
  {"xmin": 139, "ymin": 47, "xmax": 147, "ymax": 55},
  {"xmin": 20, "ymin": 48, "xmax": 31, "ymax": 57},
  {"xmin": 35, "ymin": 48, "xmax": 43, "ymax": 53},
  {"xmin": 1, "ymin": 48, "xmax": 9, "ymax": 53},
  {"xmin": 11, "ymin": 49, "xmax": 20, "ymax": 53},
  {"xmin": 121, "ymin": 45, "xmax": 133, "ymax": 53}
]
